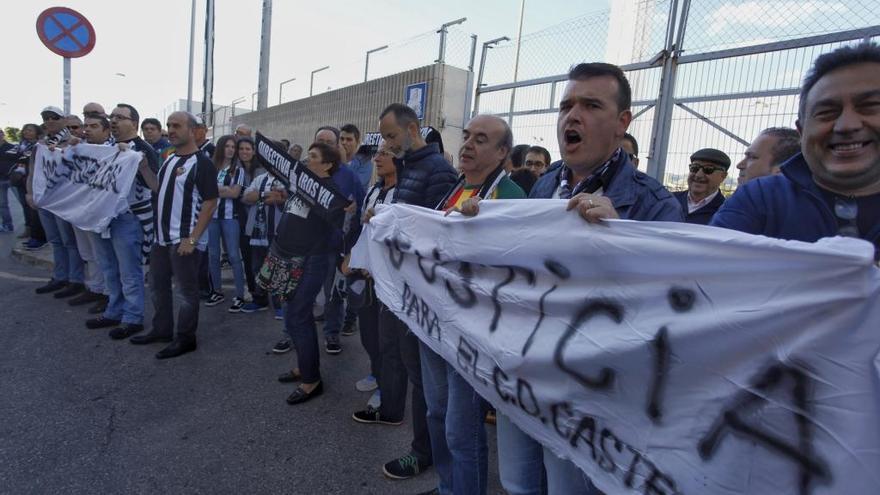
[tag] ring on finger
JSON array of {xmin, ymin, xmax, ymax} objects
[{"xmin": 588, "ymin": 198, "xmax": 595, "ymax": 208}]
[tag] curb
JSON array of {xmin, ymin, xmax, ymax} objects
[
  {"xmin": 11, "ymin": 246, "xmax": 237, "ymax": 284},
  {"xmin": 11, "ymin": 247, "xmax": 54, "ymax": 270}
]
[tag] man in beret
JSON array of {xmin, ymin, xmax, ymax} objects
[{"xmin": 674, "ymin": 148, "xmax": 731, "ymax": 224}]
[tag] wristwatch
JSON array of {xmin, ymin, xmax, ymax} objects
[{"xmin": 188, "ymin": 237, "xmax": 197, "ymax": 246}]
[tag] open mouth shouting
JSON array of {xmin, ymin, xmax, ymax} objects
[{"xmin": 563, "ymin": 128, "xmax": 583, "ymax": 152}]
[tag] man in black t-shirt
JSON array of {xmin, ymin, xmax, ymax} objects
[{"xmin": 130, "ymin": 111, "xmax": 218, "ymax": 359}]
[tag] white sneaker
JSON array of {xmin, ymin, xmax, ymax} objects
[
  {"xmin": 367, "ymin": 390, "xmax": 381, "ymax": 410},
  {"xmin": 356, "ymin": 375, "xmax": 378, "ymax": 392}
]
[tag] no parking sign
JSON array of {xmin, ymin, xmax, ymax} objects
[{"xmin": 36, "ymin": 7, "xmax": 96, "ymax": 114}]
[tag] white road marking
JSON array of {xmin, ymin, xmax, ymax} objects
[{"xmin": 0, "ymin": 271, "xmax": 46, "ymax": 283}]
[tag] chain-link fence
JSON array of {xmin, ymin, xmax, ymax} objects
[{"xmin": 474, "ymin": 0, "xmax": 880, "ymax": 186}]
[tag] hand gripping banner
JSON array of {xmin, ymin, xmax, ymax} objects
[
  {"xmin": 350, "ymin": 199, "xmax": 880, "ymax": 495},
  {"xmin": 33, "ymin": 143, "xmax": 142, "ymax": 233}
]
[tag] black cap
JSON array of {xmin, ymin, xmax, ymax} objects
[{"xmin": 690, "ymin": 148, "xmax": 731, "ymax": 170}]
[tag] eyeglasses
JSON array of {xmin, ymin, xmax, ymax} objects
[
  {"xmin": 627, "ymin": 153, "xmax": 637, "ymax": 160},
  {"xmin": 42, "ymin": 114, "xmax": 62, "ymax": 121},
  {"xmin": 689, "ymin": 164, "xmax": 723, "ymax": 175},
  {"xmin": 834, "ymin": 196, "xmax": 860, "ymax": 238},
  {"xmin": 109, "ymin": 114, "xmax": 134, "ymax": 121}
]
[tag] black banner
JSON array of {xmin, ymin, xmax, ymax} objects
[{"xmin": 254, "ymin": 132, "xmax": 352, "ymax": 215}]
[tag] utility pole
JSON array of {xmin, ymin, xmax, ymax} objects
[{"xmin": 256, "ymin": 0, "xmax": 272, "ymax": 110}]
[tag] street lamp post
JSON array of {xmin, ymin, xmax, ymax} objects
[
  {"xmin": 230, "ymin": 96, "xmax": 246, "ymax": 119},
  {"xmin": 279, "ymin": 77, "xmax": 296, "ymax": 104},
  {"xmin": 364, "ymin": 45, "xmax": 389, "ymax": 82},
  {"xmin": 310, "ymin": 66, "xmax": 330, "ymax": 97}
]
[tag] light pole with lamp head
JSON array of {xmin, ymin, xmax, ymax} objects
[
  {"xmin": 310, "ymin": 66, "xmax": 329, "ymax": 97},
  {"xmin": 364, "ymin": 45, "xmax": 388, "ymax": 82},
  {"xmin": 279, "ymin": 77, "xmax": 296, "ymax": 104}
]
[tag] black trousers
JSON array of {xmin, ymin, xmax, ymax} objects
[
  {"xmin": 150, "ymin": 243, "xmax": 201, "ymax": 340},
  {"xmin": 377, "ymin": 304, "xmax": 432, "ymax": 464},
  {"xmin": 240, "ymin": 234, "xmax": 255, "ymax": 293},
  {"xmin": 357, "ymin": 279, "xmax": 381, "ymax": 379}
]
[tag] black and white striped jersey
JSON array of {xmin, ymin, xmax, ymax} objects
[
  {"xmin": 213, "ymin": 165, "xmax": 245, "ymax": 220},
  {"xmin": 154, "ymin": 152, "xmax": 219, "ymax": 250}
]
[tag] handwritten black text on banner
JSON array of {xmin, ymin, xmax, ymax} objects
[{"xmin": 351, "ymin": 200, "xmax": 880, "ymax": 495}]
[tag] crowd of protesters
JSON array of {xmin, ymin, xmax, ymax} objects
[{"xmin": 1, "ymin": 42, "xmax": 877, "ymax": 494}]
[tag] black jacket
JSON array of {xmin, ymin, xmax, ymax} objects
[
  {"xmin": 674, "ymin": 190, "xmax": 725, "ymax": 225},
  {"xmin": 0, "ymin": 142, "xmax": 14, "ymax": 180},
  {"xmin": 392, "ymin": 142, "xmax": 457, "ymax": 210}
]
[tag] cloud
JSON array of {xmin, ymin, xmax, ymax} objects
[{"xmin": 706, "ymin": 0, "xmax": 847, "ymax": 35}]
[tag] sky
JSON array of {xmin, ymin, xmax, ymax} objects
[{"xmin": 1, "ymin": 0, "xmax": 608, "ymax": 130}]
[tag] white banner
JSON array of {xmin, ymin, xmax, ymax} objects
[
  {"xmin": 33, "ymin": 143, "xmax": 142, "ymax": 233},
  {"xmin": 351, "ymin": 200, "xmax": 880, "ymax": 495}
]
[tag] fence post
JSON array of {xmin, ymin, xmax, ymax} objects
[
  {"xmin": 646, "ymin": 0, "xmax": 690, "ymax": 183},
  {"xmin": 436, "ymin": 18, "xmax": 467, "ymax": 64},
  {"xmin": 468, "ymin": 34, "xmax": 478, "ymax": 72},
  {"xmin": 473, "ymin": 37, "xmax": 510, "ymax": 118}
]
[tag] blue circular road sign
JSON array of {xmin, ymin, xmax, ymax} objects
[{"xmin": 36, "ymin": 7, "xmax": 96, "ymax": 58}]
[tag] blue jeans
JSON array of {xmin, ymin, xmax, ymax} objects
[
  {"xmin": 497, "ymin": 413, "xmax": 547, "ymax": 495},
  {"xmin": 542, "ymin": 449, "xmax": 602, "ymax": 494},
  {"xmin": 208, "ymin": 218, "xmax": 246, "ymax": 298},
  {"xmin": 283, "ymin": 255, "xmax": 329, "ymax": 384},
  {"xmin": 92, "ymin": 212, "xmax": 144, "ymax": 325},
  {"xmin": 38, "ymin": 208, "xmax": 84, "ymax": 283},
  {"xmin": 0, "ymin": 180, "xmax": 12, "ymax": 228},
  {"xmin": 420, "ymin": 342, "xmax": 490, "ymax": 495}
]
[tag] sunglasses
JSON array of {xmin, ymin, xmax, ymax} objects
[
  {"xmin": 834, "ymin": 196, "xmax": 859, "ymax": 238},
  {"xmin": 42, "ymin": 114, "xmax": 62, "ymax": 121},
  {"xmin": 689, "ymin": 164, "xmax": 723, "ymax": 175}
]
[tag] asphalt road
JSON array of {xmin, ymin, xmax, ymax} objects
[{"xmin": 0, "ymin": 205, "xmax": 502, "ymax": 494}]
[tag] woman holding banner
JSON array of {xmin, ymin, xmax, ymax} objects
[{"xmin": 258, "ymin": 142, "xmax": 347, "ymax": 405}]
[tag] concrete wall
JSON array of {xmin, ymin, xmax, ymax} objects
[{"xmin": 230, "ymin": 63, "xmax": 472, "ymax": 165}]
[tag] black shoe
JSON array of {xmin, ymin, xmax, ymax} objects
[
  {"xmin": 68, "ymin": 290, "xmax": 103, "ymax": 306},
  {"xmin": 352, "ymin": 407, "xmax": 403, "ymax": 426},
  {"xmin": 130, "ymin": 332, "xmax": 173, "ymax": 345},
  {"xmin": 324, "ymin": 337, "xmax": 342, "ymax": 355},
  {"xmin": 156, "ymin": 339, "xmax": 197, "ymax": 359},
  {"xmin": 271, "ymin": 339, "xmax": 292, "ymax": 354},
  {"xmin": 88, "ymin": 298, "xmax": 108, "ymax": 314},
  {"xmin": 205, "ymin": 292, "xmax": 225, "ymax": 307},
  {"xmin": 109, "ymin": 324, "xmax": 144, "ymax": 340},
  {"xmin": 341, "ymin": 320, "xmax": 358, "ymax": 336},
  {"xmin": 86, "ymin": 316, "xmax": 121, "ymax": 329},
  {"xmin": 54, "ymin": 282, "xmax": 85, "ymax": 299},
  {"xmin": 286, "ymin": 382, "xmax": 323, "ymax": 405},
  {"xmin": 277, "ymin": 370, "xmax": 302, "ymax": 383},
  {"xmin": 35, "ymin": 279, "xmax": 66, "ymax": 294},
  {"xmin": 382, "ymin": 454, "xmax": 431, "ymax": 480}
]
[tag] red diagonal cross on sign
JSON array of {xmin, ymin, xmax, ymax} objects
[
  {"xmin": 46, "ymin": 14, "xmax": 86, "ymax": 50},
  {"xmin": 36, "ymin": 7, "xmax": 96, "ymax": 58}
]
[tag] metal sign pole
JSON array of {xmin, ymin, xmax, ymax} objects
[{"xmin": 63, "ymin": 57, "xmax": 71, "ymax": 115}]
